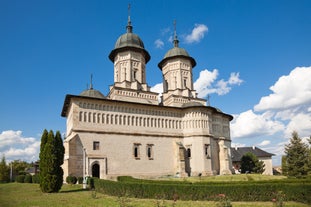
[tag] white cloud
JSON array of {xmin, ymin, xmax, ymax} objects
[
  {"xmin": 150, "ymin": 83, "xmax": 163, "ymax": 103},
  {"xmin": 194, "ymin": 69, "xmax": 243, "ymax": 98},
  {"xmin": 185, "ymin": 24, "xmax": 208, "ymax": 44},
  {"xmin": 154, "ymin": 39, "xmax": 164, "ymax": 49},
  {"xmin": 258, "ymin": 140, "xmax": 271, "ymax": 146},
  {"xmin": 284, "ymin": 113, "xmax": 311, "ymax": 138},
  {"xmin": 254, "ymin": 66, "xmax": 311, "ymax": 112},
  {"xmin": 231, "ymin": 110, "xmax": 284, "ymax": 139},
  {"xmin": 194, "ymin": 69, "xmax": 218, "ymax": 98},
  {"xmin": 0, "ymin": 130, "xmax": 40, "ymax": 162}
]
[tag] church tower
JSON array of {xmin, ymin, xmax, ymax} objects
[
  {"xmin": 108, "ymin": 10, "xmax": 158, "ymax": 105},
  {"xmin": 158, "ymin": 22, "xmax": 206, "ymax": 107}
]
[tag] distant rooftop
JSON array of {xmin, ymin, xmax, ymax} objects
[{"xmin": 231, "ymin": 146, "xmax": 275, "ymax": 162}]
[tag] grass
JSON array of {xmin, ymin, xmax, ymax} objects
[{"xmin": 0, "ymin": 182, "xmax": 309, "ymax": 207}]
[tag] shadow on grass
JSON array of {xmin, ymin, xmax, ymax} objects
[{"xmin": 60, "ymin": 188, "xmax": 90, "ymax": 193}]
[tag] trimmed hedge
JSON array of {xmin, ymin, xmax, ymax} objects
[
  {"xmin": 66, "ymin": 175, "xmax": 77, "ymax": 184},
  {"xmin": 24, "ymin": 174, "xmax": 32, "ymax": 183},
  {"xmin": 16, "ymin": 175, "xmax": 25, "ymax": 183},
  {"xmin": 94, "ymin": 177, "xmax": 311, "ymax": 204}
]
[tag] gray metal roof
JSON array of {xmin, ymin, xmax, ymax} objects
[
  {"xmin": 231, "ymin": 147, "xmax": 275, "ymax": 162},
  {"xmin": 79, "ymin": 88, "xmax": 105, "ymax": 99}
]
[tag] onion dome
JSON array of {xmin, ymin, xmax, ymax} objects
[
  {"xmin": 158, "ymin": 22, "xmax": 196, "ymax": 69},
  {"xmin": 109, "ymin": 16, "xmax": 150, "ymax": 63}
]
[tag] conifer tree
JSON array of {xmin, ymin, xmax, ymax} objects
[
  {"xmin": 284, "ymin": 131, "xmax": 309, "ymax": 178},
  {"xmin": 240, "ymin": 152, "xmax": 265, "ymax": 174},
  {"xmin": 39, "ymin": 129, "xmax": 64, "ymax": 192}
]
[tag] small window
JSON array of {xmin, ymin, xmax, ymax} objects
[
  {"xmin": 187, "ymin": 148, "xmax": 191, "ymax": 158},
  {"xmin": 146, "ymin": 144, "xmax": 154, "ymax": 160},
  {"xmin": 133, "ymin": 143, "xmax": 141, "ymax": 159},
  {"xmin": 93, "ymin": 141, "xmax": 100, "ymax": 150},
  {"xmin": 204, "ymin": 144, "xmax": 210, "ymax": 158}
]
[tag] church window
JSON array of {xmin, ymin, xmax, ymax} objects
[
  {"xmin": 88, "ymin": 112, "xmax": 92, "ymax": 122},
  {"xmin": 133, "ymin": 143, "xmax": 141, "ymax": 159},
  {"xmin": 186, "ymin": 148, "xmax": 191, "ymax": 158},
  {"xmin": 84, "ymin": 112, "xmax": 87, "ymax": 122},
  {"xmin": 133, "ymin": 69, "xmax": 137, "ymax": 81},
  {"xmin": 204, "ymin": 144, "xmax": 210, "ymax": 158},
  {"xmin": 93, "ymin": 141, "xmax": 100, "ymax": 150},
  {"xmin": 97, "ymin": 114, "xmax": 101, "ymax": 123},
  {"xmin": 146, "ymin": 144, "xmax": 154, "ymax": 160}
]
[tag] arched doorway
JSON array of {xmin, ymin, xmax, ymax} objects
[{"xmin": 92, "ymin": 163, "xmax": 100, "ymax": 178}]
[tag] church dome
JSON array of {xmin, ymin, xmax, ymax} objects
[
  {"xmin": 114, "ymin": 32, "xmax": 145, "ymax": 50},
  {"xmin": 158, "ymin": 33, "xmax": 196, "ymax": 69},
  {"xmin": 80, "ymin": 88, "xmax": 105, "ymax": 99},
  {"xmin": 109, "ymin": 20, "xmax": 150, "ymax": 63}
]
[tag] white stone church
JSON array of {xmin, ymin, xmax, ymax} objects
[{"xmin": 61, "ymin": 16, "xmax": 233, "ymax": 180}]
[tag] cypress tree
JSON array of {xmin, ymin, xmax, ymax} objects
[
  {"xmin": 39, "ymin": 130, "xmax": 64, "ymax": 192},
  {"xmin": 284, "ymin": 131, "xmax": 309, "ymax": 178},
  {"xmin": 54, "ymin": 131, "xmax": 64, "ymax": 191}
]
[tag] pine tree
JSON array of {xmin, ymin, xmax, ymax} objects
[
  {"xmin": 281, "ymin": 155, "xmax": 288, "ymax": 176},
  {"xmin": 39, "ymin": 130, "xmax": 64, "ymax": 192},
  {"xmin": 284, "ymin": 131, "xmax": 309, "ymax": 178},
  {"xmin": 240, "ymin": 152, "xmax": 265, "ymax": 174}
]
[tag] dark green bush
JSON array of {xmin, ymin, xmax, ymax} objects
[
  {"xmin": 16, "ymin": 175, "xmax": 25, "ymax": 183},
  {"xmin": 78, "ymin": 177, "xmax": 83, "ymax": 184},
  {"xmin": 66, "ymin": 175, "xmax": 77, "ymax": 184},
  {"xmin": 94, "ymin": 178, "xmax": 311, "ymax": 204},
  {"xmin": 87, "ymin": 177, "xmax": 95, "ymax": 189},
  {"xmin": 24, "ymin": 174, "xmax": 32, "ymax": 183},
  {"xmin": 32, "ymin": 174, "xmax": 40, "ymax": 183}
]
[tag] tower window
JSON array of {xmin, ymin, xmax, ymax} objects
[
  {"xmin": 93, "ymin": 141, "xmax": 100, "ymax": 150},
  {"xmin": 133, "ymin": 143, "xmax": 141, "ymax": 159},
  {"xmin": 184, "ymin": 79, "xmax": 187, "ymax": 88}
]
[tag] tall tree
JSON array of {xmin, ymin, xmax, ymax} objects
[
  {"xmin": 0, "ymin": 155, "xmax": 10, "ymax": 182},
  {"xmin": 39, "ymin": 130, "xmax": 64, "ymax": 193},
  {"xmin": 240, "ymin": 152, "xmax": 265, "ymax": 174},
  {"xmin": 54, "ymin": 131, "xmax": 65, "ymax": 191},
  {"xmin": 284, "ymin": 131, "xmax": 309, "ymax": 178}
]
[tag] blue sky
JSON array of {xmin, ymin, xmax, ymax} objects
[{"xmin": 1, "ymin": 0, "xmax": 310, "ymax": 165}]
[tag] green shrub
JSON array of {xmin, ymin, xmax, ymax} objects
[
  {"xmin": 87, "ymin": 177, "xmax": 95, "ymax": 189},
  {"xmin": 24, "ymin": 174, "xmax": 32, "ymax": 183},
  {"xmin": 78, "ymin": 177, "xmax": 83, "ymax": 184},
  {"xmin": 94, "ymin": 178, "xmax": 311, "ymax": 204},
  {"xmin": 66, "ymin": 175, "xmax": 77, "ymax": 184},
  {"xmin": 32, "ymin": 174, "xmax": 40, "ymax": 183},
  {"xmin": 16, "ymin": 175, "xmax": 25, "ymax": 183}
]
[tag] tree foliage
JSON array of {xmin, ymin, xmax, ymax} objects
[
  {"xmin": 0, "ymin": 155, "xmax": 10, "ymax": 182},
  {"xmin": 284, "ymin": 131, "xmax": 310, "ymax": 178},
  {"xmin": 240, "ymin": 152, "xmax": 265, "ymax": 174},
  {"xmin": 39, "ymin": 129, "xmax": 64, "ymax": 193}
]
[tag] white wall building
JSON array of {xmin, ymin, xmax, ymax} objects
[{"xmin": 61, "ymin": 16, "xmax": 233, "ymax": 180}]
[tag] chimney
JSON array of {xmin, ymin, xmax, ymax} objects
[{"xmin": 252, "ymin": 146, "xmax": 255, "ymax": 150}]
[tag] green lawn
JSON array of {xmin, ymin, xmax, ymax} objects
[{"xmin": 0, "ymin": 182, "xmax": 308, "ymax": 207}]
